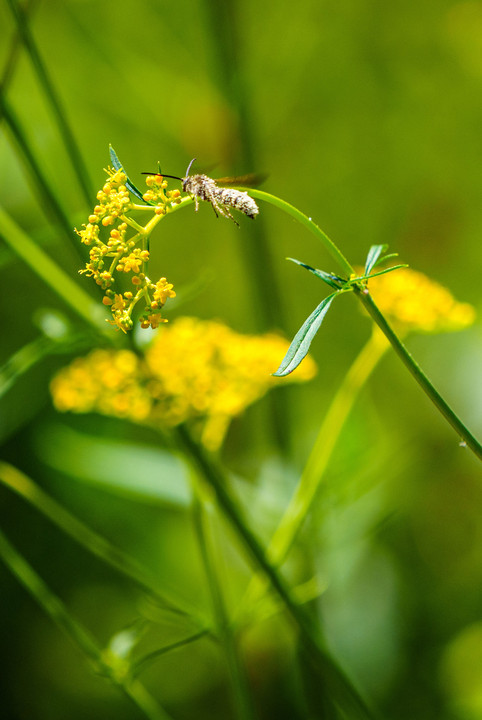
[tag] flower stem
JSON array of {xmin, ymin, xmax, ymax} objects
[
  {"xmin": 250, "ymin": 190, "xmax": 481, "ymax": 461},
  {"xmin": 356, "ymin": 290, "xmax": 482, "ymax": 459},
  {"xmin": 190, "ymin": 474, "xmax": 256, "ymax": 720},
  {"xmin": 246, "ymin": 189, "xmax": 354, "ymax": 277}
]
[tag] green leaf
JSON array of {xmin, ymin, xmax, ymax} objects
[
  {"xmin": 273, "ymin": 291, "xmax": 340, "ymax": 377},
  {"xmin": 367, "ymin": 264, "xmax": 408, "ymax": 280},
  {"xmin": 287, "ymin": 257, "xmax": 345, "ymax": 290},
  {"xmin": 108, "ymin": 145, "xmax": 150, "ymax": 204},
  {"xmin": 364, "ymin": 244, "xmax": 388, "ymax": 276}
]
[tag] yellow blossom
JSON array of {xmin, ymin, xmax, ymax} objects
[
  {"xmin": 77, "ymin": 160, "xmax": 177, "ymax": 332},
  {"xmin": 50, "ymin": 317, "xmax": 317, "ymax": 450},
  {"xmin": 366, "ymin": 267, "xmax": 476, "ymax": 334},
  {"xmin": 153, "ymin": 278, "xmax": 176, "ymax": 306}
]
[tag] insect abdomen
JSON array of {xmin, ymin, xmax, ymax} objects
[{"xmin": 215, "ymin": 188, "xmax": 259, "ymax": 218}]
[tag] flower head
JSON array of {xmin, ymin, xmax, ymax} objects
[
  {"xmin": 76, "ymin": 159, "xmax": 178, "ymax": 332},
  {"xmin": 51, "ymin": 317, "xmax": 317, "ymax": 450},
  {"xmin": 367, "ymin": 267, "xmax": 476, "ymax": 334}
]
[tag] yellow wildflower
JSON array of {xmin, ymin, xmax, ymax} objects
[
  {"xmin": 366, "ymin": 267, "xmax": 476, "ymax": 334},
  {"xmin": 50, "ymin": 317, "xmax": 317, "ymax": 450},
  {"xmin": 77, "ymin": 160, "xmax": 176, "ymax": 332},
  {"xmin": 152, "ymin": 278, "xmax": 176, "ymax": 307}
]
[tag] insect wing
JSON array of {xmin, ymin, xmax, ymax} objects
[{"xmin": 214, "ymin": 173, "xmax": 267, "ymax": 187}]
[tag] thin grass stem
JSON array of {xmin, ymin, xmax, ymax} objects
[
  {"xmin": 6, "ymin": 0, "xmax": 94, "ymax": 204},
  {"xmin": 357, "ymin": 290, "xmax": 482, "ymax": 459},
  {"xmin": 0, "ymin": 527, "xmax": 172, "ymax": 720},
  {"xmin": 191, "ymin": 475, "xmax": 256, "ymax": 720},
  {"xmin": 0, "ymin": 462, "xmax": 202, "ymax": 623},
  {"xmin": 0, "ymin": 207, "xmax": 111, "ymax": 337},
  {"xmin": 0, "ymin": 94, "xmax": 80, "ymax": 248}
]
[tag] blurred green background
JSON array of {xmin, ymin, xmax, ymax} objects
[{"xmin": 1, "ymin": 1, "xmax": 481, "ymax": 719}]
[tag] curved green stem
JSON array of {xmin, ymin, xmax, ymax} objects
[{"xmin": 246, "ymin": 189, "xmax": 354, "ymax": 277}]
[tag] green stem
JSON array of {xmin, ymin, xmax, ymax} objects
[
  {"xmin": 132, "ymin": 630, "xmax": 209, "ymax": 677},
  {"xmin": 0, "ymin": 527, "xmax": 171, "ymax": 720},
  {"xmin": 0, "ymin": 462, "xmax": 201, "ymax": 622},
  {"xmin": 250, "ymin": 189, "xmax": 481, "ymax": 460},
  {"xmin": 173, "ymin": 425, "xmax": 375, "ymax": 719},
  {"xmin": 190, "ymin": 475, "xmax": 256, "ymax": 720},
  {"xmin": 240, "ymin": 330, "xmax": 389, "ymax": 616},
  {"xmin": 357, "ymin": 290, "xmax": 482, "ymax": 459},
  {"xmin": 246, "ymin": 189, "xmax": 354, "ymax": 277}
]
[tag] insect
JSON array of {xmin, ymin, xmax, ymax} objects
[{"xmin": 142, "ymin": 158, "xmax": 262, "ymax": 225}]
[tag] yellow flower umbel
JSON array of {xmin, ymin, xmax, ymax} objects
[
  {"xmin": 76, "ymin": 166, "xmax": 180, "ymax": 332},
  {"xmin": 366, "ymin": 267, "xmax": 476, "ymax": 334},
  {"xmin": 50, "ymin": 317, "xmax": 316, "ymax": 451}
]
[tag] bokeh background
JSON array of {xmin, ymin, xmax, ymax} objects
[{"xmin": 1, "ymin": 1, "xmax": 482, "ymax": 719}]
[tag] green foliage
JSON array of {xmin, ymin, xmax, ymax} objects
[{"xmin": 1, "ymin": 2, "xmax": 481, "ymax": 720}]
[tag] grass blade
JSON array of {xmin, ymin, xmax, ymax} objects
[{"xmin": 6, "ymin": 0, "xmax": 94, "ymax": 204}]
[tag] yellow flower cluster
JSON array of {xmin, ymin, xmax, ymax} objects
[
  {"xmin": 76, "ymin": 167, "xmax": 179, "ymax": 333},
  {"xmin": 50, "ymin": 317, "xmax": 316, "ymax": 450},
  {"xmin": 367, "ymin": 267, "xmax": 476, "ymax": 334}
]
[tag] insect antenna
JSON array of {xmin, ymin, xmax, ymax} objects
[
  {"xmin": 184, "ymin": 158, "xmax": 196, "ymax": 176},
  {"xmin": 140, "ymin": 171, "xmax": 183, "ymax": 181}
]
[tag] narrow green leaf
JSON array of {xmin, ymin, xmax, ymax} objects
[
  {"xmin": 364, "ymin": 244, "xmax": 387, "ymax": 276},
  {"xmin": 109, "ymin": 145, "xmax": 150, "ymax": 204},
  {"xmin": 287, "ymin": 257, "xmax": 345, "ymax": 290},
  {"xmin": 273, "ymin": 291, "xmax": 340, "ymax": 377},
  {"xmin": 366, "ymin": 264, "xmax": 408, "ymax": 280}
]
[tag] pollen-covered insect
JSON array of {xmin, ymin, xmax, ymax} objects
[{"xmin": 143, "ymin": 159, "xmax": 262, "ymax": 225}]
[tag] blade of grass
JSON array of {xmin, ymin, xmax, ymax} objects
[
  {"xmin": 0, "ymin": 93, "xmax": 81, "ymax": 253},
  {"xmin": 132, "ymin": 629, "xmax": 209, "ymax": 677},
  {"xmin": 6, "ymin": 0, "xmax": 94, "ymax": 204},
  {"xmin": 0, "ymin": 526, "xmax": 174, "ymax": 720},
  {"xmin": 0, "ymin": 462, "xmax": 203, "ymax": 624},
  {"xmin": 0, "ymin": 206, "xmax": 111, "ymax": 336},
  {"xmin": 0, "ymin": 0, "xmax": 39, "ymax": 91}
]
